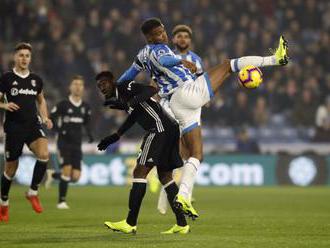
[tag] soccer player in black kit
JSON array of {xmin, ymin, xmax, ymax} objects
[
  {"xmin": 0, "ymin": 43, "xmax": 53, "ymax": 222},
  {"xmin": 46, "ymin": 75, "xmax": 93, "ymax": 209},
  {"xmin": 96, "ymin": 71, "xmax": 190, "ymax": 234}
]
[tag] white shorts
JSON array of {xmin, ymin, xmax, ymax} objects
[{"xmin": 169, "ymin": 73, "xmax": 214, "ymax": 134}]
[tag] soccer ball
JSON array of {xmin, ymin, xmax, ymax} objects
[{"xmin": 238, "ymin": 65, "xmax": 263, "ymax": 89}]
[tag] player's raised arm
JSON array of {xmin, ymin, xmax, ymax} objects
[
  {"xmin": 36, "ymin": 91, "xmax": 53, "ymax": 129},
  {"xmin": 117, "ymin": 56, "xmax": 145, "ymax": 84},
  {"xmin": 97, "ymin": 112, "xmax": 137, "ymax": 151}
]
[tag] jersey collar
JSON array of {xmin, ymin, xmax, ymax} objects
[
  {"xmin": 13, "ymin": 68, "xmax": 30, "ymax": 78},
  {"xmin": 69, "ymin": 95, "xmax": 82, "ymax": 107}
]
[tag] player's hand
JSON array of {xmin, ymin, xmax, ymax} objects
[
  {"xmin": 43, "ymin": 118, "xmax": 53, "ymax": 129},
  {"xmin": 181, "ymin": 60, "xmax": 197, "ymax": 74},
  {"xmin": 97, "ymin": 133, "xmax": 120, "ymax": 151},
  {"xmin": 4, "ymin": 102, "xmax": 20, "ymax": 112}
]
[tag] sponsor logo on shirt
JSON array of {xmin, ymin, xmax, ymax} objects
[{"xmin": 11, "ymin": 88, "xmax": 38, "ymax": 96}]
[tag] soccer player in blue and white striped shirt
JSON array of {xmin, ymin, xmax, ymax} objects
[
  {"xmin": 157, "ymin": 24, "xmax": 203, "ymax": 215},
  {"xmin": 118, "ymin": 18, "xmax": 289, "ymax": 220}
]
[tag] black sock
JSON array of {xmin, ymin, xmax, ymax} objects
[
  {"xmin": 59, "ymin": 176, "xmax": 70, "ymax": 203},
  {"xmin": 165, "ymin": 182, "xmax": 187, "ymax": 227},
  {"xmin": 52, "ymin": 172, "xmax": 61, "ymax": 180},
  {"xmin": 30, "ymin": 160, "xmax": 47, "ymax": 191},
  {"xmin": 1, "ymin": 173, "xmax": 13, "ymax": 202},
  {"xmin": 126, "ymin": 180, "xmax": 147, "ymax": 226}
]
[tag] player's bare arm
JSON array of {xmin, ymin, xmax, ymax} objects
[
  {"xmin": 0, "ymin": 93, "xmax": 20, "ymax": 112},
  {"xmin": 36, "ymin": 91, "xmax": 53, "ymax": 129}
]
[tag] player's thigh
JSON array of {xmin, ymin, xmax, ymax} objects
[
  {"xmin": 4, "ymin": 130, "xmax": 25, "ymax": 162},
  {"xmin": 158, "ymin": 127, "xmax": 183, "ymax": 172},
  {"xmin": 170, "ymin": 104, "xmax": 201, "ymax": 135},
  {"xmin": 207, "ymin": 59, "xmax": 231, "ymax": 92},
  {"xmin": 133, "ymin": 164, "xmax": 153, "ymax": 179},
  {"xmin": 27, "ymin": 126, "xmax": 49, "ymax": 161},
  {"xmin": 136, "ymin": 132, "xmax": 165, "ymax": 178},
  {"xmin": 70, "ymin": 150, "xmax": 82, "ymax": 182},
  {"xmin": 137, "ymin": 132, "xmax": 160, "ymax": 168}
]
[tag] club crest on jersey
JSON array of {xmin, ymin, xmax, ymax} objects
[
  {"xmin": 31, "ymin": 79, "xmax": 36, "ymax": 87},
  {"xmin": 157, "ymin": 49, "xmax": 166, "ymax": 56},
  {"xmin": 68, "ymin": 108, "xmax": 73, "ymax": 113},
  {"xmin": 81, "ymin": 107, "xmax": 85, "ymax": 114},
  {"xmin": 11, "ymin": 88, "xmax": 19, "ymax": 96},
  {"xmin": 12, "ymin": 81, "xmax": 18, "ymax": 86}
]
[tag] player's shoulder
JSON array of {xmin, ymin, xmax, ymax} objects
[
  {"xmin": 150, "ymin": 43, "xmax": 171, "ymax": 53},
  {"xmin": 29, "ymin": 72, "xmax": 43, "ymax": 81},
  {"xmin": 82, "ymin": 101, "xmax": 91, "ymax": 109},
  {"xmin": 0, "ymin": 71, "xmax": 15, "ymax": 80},
  {"xmin": 118, "ymin": 80, "xmax": 135, "ymax": 90},
  {"xmin": 189, "ymin": 50, "xmax": 202, "ymax": 61}
]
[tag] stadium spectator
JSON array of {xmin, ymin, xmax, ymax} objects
[
  {"xmin": 235, "ymin": 126, "xmax": 260, "ymax": 154},
  {"xmin": 314, "ymin": 95, "xmax": 330, "ymax": 142}
]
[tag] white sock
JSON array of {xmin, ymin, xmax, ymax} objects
[
  {"xmin": 28, "ymin": 188, "xmax": 38, "ymax": 196},
  {"xmin": 157, "ymin": 187, "xmax": 168, "ymax": 214},
  {"xmin": 0, "ymin": 199, "xmax": 9, "ymax": 206},
  {"xmin": 230, "ymin": 56, "xmax": 277, "ymax": 72},
  {"xmin": 178, "ymin": 157, "xmax": 200, "ymax": 200}
]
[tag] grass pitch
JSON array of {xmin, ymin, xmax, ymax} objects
[{"xmin": 0, "ymin": 186, "xmax": 329, "ymax": 248}]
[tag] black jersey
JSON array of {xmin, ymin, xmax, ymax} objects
[
  {"xmin": 50, "ymin": 97, "xmax": 92, "ymax": 146},
  {"xmin": 0, "ymin": 70, "xmax": 43, "ymax": 125},
  {"xmin": 113, "ymin": 81, "xmax": 177, "ymax": 134}
]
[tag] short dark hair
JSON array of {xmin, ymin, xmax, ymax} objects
[
  {"xmin": 141, "ymin": 18, "xmax": 163, "ymax": 35},
  {"xmin": 15, "ymin": 42, "xmax": 32, "ymax": 52},
  {"xmin": 71, "ymin": 75, "xmax": 84, "ymax": 83},
  {"xmin": 172, "ymin": 24, "xmax": 192, "ymax": 37},
  {"xmin": 95, "ymin": 71, "xmax": 114, "ymax": 81}
]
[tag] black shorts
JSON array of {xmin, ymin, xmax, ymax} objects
[
  {"xmin": 4, "ymin": 122, "xmax": 46, "ymax": 161},
  {"xmin": 137, "ymin": 127, "xmax": 183, "ymax": 172},
  {"xmin": 57, "ymin": 142, "xmax": 82, "ymax": 170}
]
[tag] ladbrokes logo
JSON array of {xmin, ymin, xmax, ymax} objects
[{"xmin": 11, "ymin": 88, "xmax": 38, "ymax": 96}]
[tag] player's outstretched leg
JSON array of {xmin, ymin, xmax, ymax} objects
[
  {"xmin": 209, "ymin": 36, "xmax": 289, "ymax": 93},
  {"xmin": 230, "ymin": 35, "xmax": 288, "ymax": 72}
]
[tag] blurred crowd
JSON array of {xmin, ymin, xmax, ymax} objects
[{"xmin": 0, "ymin": 0, "xmax": 329, "ymax": 142}]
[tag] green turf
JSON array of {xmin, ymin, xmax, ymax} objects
[{"xmin": 0, "ymin": 186, "xmax": 329, "ymax": 248}]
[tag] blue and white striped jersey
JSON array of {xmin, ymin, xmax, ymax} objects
[
  {"xmin": 174, "ymin": 50, "xmax": 204, "ymax": 76},
  {"xmin": 119, "ymin": 44, "xmax": 195, "ymax": 97}
]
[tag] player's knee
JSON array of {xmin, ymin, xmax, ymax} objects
[
  {"xmin": 37, "ymin": 151, "xmax": 49, "ymax": 162},
  {"xmin": 71, "ymin": 176, "xmax": 80, "ymax": 183},
  {"xmin": 4, "ymin": 167, "xmax": 16, "ymax": 178},
  {"xmin": 158, "ymin": 173, "xmax": 172, "ymax": 185},
  {"xmin": 71, "ymin": 171, "xmax": 81, "ymax": 182},
  {"xmin": 133, "ymin": 166, "xmax": 148, "ymax": 179}
]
